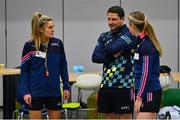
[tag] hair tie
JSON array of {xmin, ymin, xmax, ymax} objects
[
  {"xmin": 144, "ymin": 14, "xmax": 147, "ymax": 23},
  {"xmin": 143, "ymin": 14, "xmax": 148, "ymax": 31}
]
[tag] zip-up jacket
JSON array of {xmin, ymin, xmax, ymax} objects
[
  {"xmin": 92, "ymin": 25, "xmax": 138, "ymax": 88},
  {"xmin": 134, "ymin": 34, "xmax": 161, "ymax": 100},
  {"xmin": 20, "ymin": 37, "xmax": 70, "ymax": 97}
]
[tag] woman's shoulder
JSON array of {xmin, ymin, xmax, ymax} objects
[
  {"xmin": 50, "ymin": 37, "xmax": 64, "ymax": 49},
  {"xmin": 140, "ymin": 37, "xmax": 156, "ymax": 55},
  {"xmin": 51, "ymin": 37, "xmax": 63, "ymax": 44},
  {"xmin": 23, "ymin": 40, "xmax": 34, "ymax": 49}
]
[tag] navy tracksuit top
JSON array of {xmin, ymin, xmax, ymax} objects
[
  {"xmin": 134, "ymin": 34, "xmax": 161, "ymax": 99},
  {"xmin": 92, "ymin": 25, "xmax": 138, "ymax": 88},
  {"xmin": 20, "ymin": 37, "xmax": 69, "ymax": 97}
]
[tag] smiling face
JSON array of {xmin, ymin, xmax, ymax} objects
[{"xmin": 107, "ymin": 12, "xmax": 124, "ymax": 32}]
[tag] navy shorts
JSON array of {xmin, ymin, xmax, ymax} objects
[
  {"xmin": 28, "ymin": 97, "xmax": 62, "ymax": 110},
  {"xmin": 135, "ymin": 89, "xmax": 162, "ymax": 112},
  {"xmin": 97, "ymin": 88, "xmax": 134, "ymax": 114}
]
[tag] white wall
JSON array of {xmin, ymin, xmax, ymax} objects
[
  {"xmin": 0, "ymin": 0, "xmax": 5, "ymax": 106},
  {"xmin": 64, "ymin": 0, "xmax": 120, "ymax": 73}
]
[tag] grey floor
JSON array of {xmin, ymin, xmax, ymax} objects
[{"xmin": 0, "ymin": 108, "xmax": 95, "ymax": 119}]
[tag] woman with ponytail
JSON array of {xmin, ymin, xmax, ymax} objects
[
  {"xmin": 20, "ymin": 12, "xmax": 70, "ymax": 119},
  {"xmin": 128, "ymin": 11, "xmax": 162, "ymax": 119}
]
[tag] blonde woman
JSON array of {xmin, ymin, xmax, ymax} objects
[
  {"xmin": 128, "ymin": 11, "xmax": 163, "ymax": 119},
  {"xmin": 20, "ymin": 12, "xmax": 70, "ymax": 119}
]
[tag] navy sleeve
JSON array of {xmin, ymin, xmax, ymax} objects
[
  {"xmin": 105, "ymin": 32, "xmax": 138, "ymax": 54},
  {"xmin": 136, "ymin": 51, "xmax": 154, "ymax": 99},
  {"xmin": 59, "ymin": 41, "xmax": 70, "ymax": 90},
  {"xmin": 92, "ymin": 34, "xmax": 114, "ymax": 64},
  {"xmin": 20, "ymin": 42, "xmax": 34, "ymax": 96}
]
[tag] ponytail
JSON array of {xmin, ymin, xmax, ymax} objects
[
  {"xmin": 128, "ymin": 11, "xmax": 163, "ymax": 57},
  {"xmin": 31, "ymin": 12, "xmax": 53, "ymax": 50}
]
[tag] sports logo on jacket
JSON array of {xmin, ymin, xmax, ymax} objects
[{"xmin": 51, "ymin": 42, "xmax": 59, "ymax": 47}]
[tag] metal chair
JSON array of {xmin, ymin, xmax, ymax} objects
[
  {"xmin": 62, "ymin": 102, "xmax": 80, "ymax": 119},
  {"xmin": 75, "ymin": 73, "xmax": 102, "ymax": 118},
  {"xmin": 61, "ymin": 84, "xmax": 80, "ymax": 119},
  {"xmin": 62, "ymin": 73, "xmax": 102, "ymax": 119}
]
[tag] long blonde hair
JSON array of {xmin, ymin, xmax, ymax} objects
[
  {"xmin": 128, "ymin": 11, "xmax": 163, "ymax": 57},
  {"xmin": 31, "ymin": 12, "xmax": 53, "ymax": 50}
]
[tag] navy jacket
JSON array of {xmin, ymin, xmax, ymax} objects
[
  {"xmin": 20, "ymin": 37, "xmax": 69, "ymax": 98},
  {"xmin": 92, "ymin": 25, "xmax": 138, "ymax": 88},
  {"xmin": 134, "ymin": 34, "xmax": 161, "ymax": 100}
]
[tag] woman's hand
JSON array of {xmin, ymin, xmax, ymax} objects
[
  {"xmin": 63, "ymin": 90, "xmax": 70, "ymax": 100},
  {"xmin": 134, "ymin": 98, "xmax": 142, "ymax": 115},
  {"xmin": 24, "ymin": 94, "xmax": 32, "ymax": 107}
]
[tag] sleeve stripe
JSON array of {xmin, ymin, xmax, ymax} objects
[
  {"xmin": 120, "ymin": 35, "xmax": 132, "ymax": 44},
  {"xmin": 21, "ymin": 57, "xmax": 31, "ymax": 65},
  {"xmin": 21, "ymin": 51, "xmax": 36, "ymax": 63},
  {"xmin": 137, "ymin": 56, "xmax": 149, "ymax": 98},
  {"xmin": 147, "ymin": 92, "xmax": 152, "ymax": 102}
]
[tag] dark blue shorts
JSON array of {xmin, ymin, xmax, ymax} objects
[
  {"xmin": 28, "ymin": 97, "xmax": 62, "ymax": 110},
  {"xmin": 97, "ymin": 88, "xmax": 134, "ymax": 114},
  {"xmin": 135, "ymin": 89, "xmax": 162, "ymax": 112}
]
